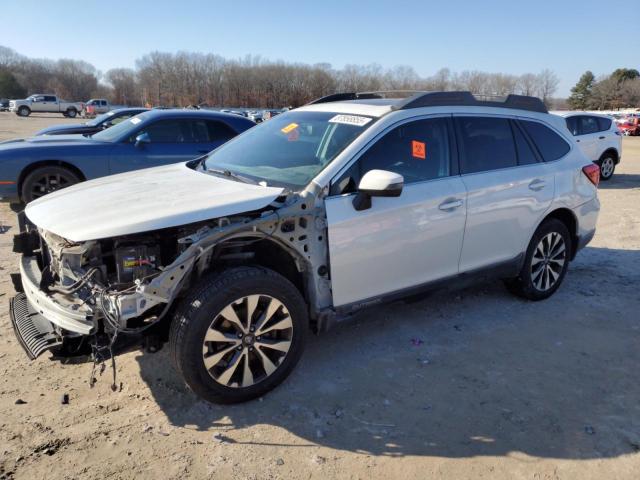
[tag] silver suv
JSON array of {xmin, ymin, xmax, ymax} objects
[{"xmin": 10, "ymin": 91, "xmax": 600, "ymax": 403}]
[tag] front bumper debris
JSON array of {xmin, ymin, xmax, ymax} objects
[
  {"xmin": 19, "ymin": 255, "xmax": 95, "ymax": 335},
  {"xmin": 10, "ymin": 293, "xmax": 62, "ymax": 359}
]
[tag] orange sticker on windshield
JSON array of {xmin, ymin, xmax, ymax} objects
[
  {"xmin": 281, "ymin": 123, "xmax": 299, "ymax": 134},
  {"xmin": 412, "ymin": 140, "xmax": 426, "ymax": 159}
]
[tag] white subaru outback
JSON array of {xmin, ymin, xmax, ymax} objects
[{"xmin": 10, "ymin": 92, "xmax": 600, "ymax": 404}]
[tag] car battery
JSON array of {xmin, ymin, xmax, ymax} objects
[{"xmin": 114, "ymin": 245, "xmax": 159, "ymax": 284}]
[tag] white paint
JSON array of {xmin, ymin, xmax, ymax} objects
[{"xmin": 25, "ymin": 163, "xmax": 283, "ymax": 241}]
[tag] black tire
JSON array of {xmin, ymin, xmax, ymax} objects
[
  {"xmin": 66, "ymin": 108, "xmax": 77, "ymax": 118},
  {"xmin": 21, "ymin": 166, "xmax": 82, "ymax": 203},
  {"xmin": 504, "ymin": 218, "xmax": 571, "ymax": 301},
  {"xmin": 17, "ymin": 106, "xmax": 30, "ymax": 117},
  {"xmin": 597, "ymin": 154, "xmax": 616, "ymax": 181},
  {"xmin": 170, "ymin": 266, "xmax": 308, "ymax": 404}
]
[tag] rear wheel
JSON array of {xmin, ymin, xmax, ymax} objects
[
  {"xmin": 17, "ymin": 106, "xmax": 30, "ymax": 117},
  {"xmin": 598, "ymin": 155, "xmax": 615, "ymax": 181},
  {"xmin": 21, "ymin": 166, "xmax": 81, "ymax": 203},
  {"xmin": 170, "ymin": 266, "xmax": 308, "ymax": 404},
  {"xmin": 504, "ymin": 218, "xmax": 571, "ymax": 301},
  {"xmin": 65, "ymin": 108, "xmax": 77, "ymax": 118}
]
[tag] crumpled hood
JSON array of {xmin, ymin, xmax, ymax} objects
[{"xmin": 25, "ymin": 162, "xmax": 284, "ymax": 241}]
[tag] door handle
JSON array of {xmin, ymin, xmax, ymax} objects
[
  {"xmin": 529, "ymin": 179, "xmax": 546, "ymax": 191},
  {"xmin": 576, "ymin": 139, "xmax": 580, "ymax": 142},
  {"xmin": 599, "ymin": 136, "xmax": 605, "ymax": 140},
  {"xmin": 438, "ymin": 198, "xmax": 463, "ymax": 211}
]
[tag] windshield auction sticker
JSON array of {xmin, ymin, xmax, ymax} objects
[
  {"xmin": 281, "ymin": 123, "xmax": 299, "ymax": 134},
  {"xmin": 329, "ymin": 114, "xmax": 372, "ymax": 127}
]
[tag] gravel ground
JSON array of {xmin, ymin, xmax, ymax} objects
[{"xmin": 0, "ymin": 113, "xmax": 639, "ymax": 480}]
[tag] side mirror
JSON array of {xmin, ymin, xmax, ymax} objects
[
  {"xmin": 353, "ymin": 169, "xmax": 404, "ymax": 211},
  {"xmin": 134, "ymin": 132, "xmax": 150, "ymax": 147}
]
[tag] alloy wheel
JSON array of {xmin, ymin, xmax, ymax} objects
[
  {"xmin": 600, "ymin": 157, "xmax": 614, "ymax": 178},
  {"xmin": 530, "ymin": 232, "xmax": 566, "ymax": 292},
  {"xmin": 29, "ymin": 172, "xmax": 74, "ymax": 199},
  {"xmin": 202, "ymin": 294, "xmax": 293, "ymax": 388}
]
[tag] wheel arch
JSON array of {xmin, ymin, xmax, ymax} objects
[
  {"xmin": 600, "ymin": 148, "xmax": 619, "ymax": 164},
  {"xmin": 196, "ymin": 234, "xmax": 308, "ymax": 302},
  {"xmin": 17, "ymin": 160, "xmax": 87, "ymax": 200},
  {"xmin": 538, "ymin": 208, "xmax": 579, "ymax": 260}
]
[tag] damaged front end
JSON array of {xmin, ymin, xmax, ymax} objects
[{"xmin": 10, "ymin": 191, "xmax": 332, "ymax": 360}]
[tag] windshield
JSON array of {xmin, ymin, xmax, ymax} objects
[
  {"xmin": 204, "ymin": 111, "xmax": 374, "ymax": 189},
  {"xmin": 87, "ymin": 111, "xmax": 115, "ymax": 127},
  {"xmin": 92, "ymin": 112, "xmax": 150, "ymax": 142}
]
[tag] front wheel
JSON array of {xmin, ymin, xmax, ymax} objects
[
  {"xmin": 598, "ymin": 155, "xmax": 615, "ymax": 181},
  {"xmin": 17, "ymin": 106, "xmax": 30, "ymax": 117},
  {"xmin": 21, "ymin": 166, "xmax": 81, "ymax": 203},
  {"xmin": 170, "ymin": 267, "xmax": 308, "ymax": 404},
  {"xmin": 504, "ymin": 218, "xmax": 571, "ymax": 301}
]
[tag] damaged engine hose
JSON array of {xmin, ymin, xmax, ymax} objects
[{"xmin": 48, "ymin": 267, "xmax": 100, "ymax": 295}]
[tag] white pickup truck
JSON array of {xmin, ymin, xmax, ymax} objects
[{"xmin": 9, "ymin": 94, "xmax": 85, "ymax": 118}]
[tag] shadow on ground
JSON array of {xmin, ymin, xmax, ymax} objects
[
  {"xmin": 599, "ymin": 173, "xmax": 640, "ymax": 190},
  {"xmin": 136, "ymin": 246, "xmax": 640, "ymax": 459}
]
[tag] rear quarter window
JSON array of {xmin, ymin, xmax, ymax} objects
[
  {"xmin": 520, "ymin": 120, "xmax": 570, "ymax": 162},
  {"xmin": 597, "ymin": 117, "xmax": 612, "ymax": 131}
]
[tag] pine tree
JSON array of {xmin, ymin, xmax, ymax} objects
[{"xmin": 568, "ymin": 71, "xmax": 595, "ymax": 110}]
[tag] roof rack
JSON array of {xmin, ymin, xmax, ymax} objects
[{"xmin": 307, "ymin": 90, "xmax": 548, "ymax": 114}]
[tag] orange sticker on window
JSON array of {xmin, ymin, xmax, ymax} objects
[
  {"xmin": 412, "ymin": 140, "xmax": 426, "ymax": 159},
  {"xmin": 281, "ymin": 123, "xmax": 299, "ymax": 134}
]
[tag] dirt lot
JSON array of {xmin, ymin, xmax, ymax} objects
[{"xmin": 0, "ymin": 113, "xmax": 638, "ymax": 480}]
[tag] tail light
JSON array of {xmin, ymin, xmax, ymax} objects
[{"xmin": 582, "ymin": 164, "xmax": 600, "ymax": 187}]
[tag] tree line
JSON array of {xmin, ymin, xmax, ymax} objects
[
  {"xmin": 0, "ymin": 44, "xmax": 567, "ymax": 108},
  {"xmin": 568, "ymin": 68, "xmax": 640, "ymax": 110}
]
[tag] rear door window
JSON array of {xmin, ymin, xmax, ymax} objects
[
  {"xmin": 597, "ymin": 117, "xmax": 612, "ymax": 131},
  {"xmin": 190, "ymin": 120, "xmax": 237, "ymax": 143},
  {"xmin": 511, "ymin": 121, "xmax": 539, "ymax": 165},
  {"xmin": 456, "ymin": 117, "xmax": 517, "ymax": 174},
  {"xmin": 520, "ymin": 120, "xmax": 570, "ymax": 162},
  {"xmin": 579, "ymin": 116, "xmax": 599, "ymax": 135}
]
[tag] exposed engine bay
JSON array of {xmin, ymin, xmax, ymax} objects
[{"xmin": 12, "ymin": 189, "xmax": 334, "ymax": 363}]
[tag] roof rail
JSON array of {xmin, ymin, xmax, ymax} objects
[
  {"xmin": 396, "ymin": 91, "xmax": 548, "ymax": 113},
  {"xmin": 307, "ymin": 90, "xmax": 548, "ymax": 113},
  {"xmin": 306, "ymin": 92, "xmax": 385, "ymax": 105}
]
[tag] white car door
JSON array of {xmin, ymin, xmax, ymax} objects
[
  {"xmin": 454, "ymin": 116, "xmax": 556, "ymax": 272},
  {"xmin": 576, "ymin": 115, "xmax": 600, "ymax": 160},
  {"xmin": 325, "ymin": 116, "xmax": 467, "ymax": 307}
]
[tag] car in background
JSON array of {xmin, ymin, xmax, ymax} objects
[
  {"xmin": 553, "ymin": 111, "xmax": 621, "ymax": 180},
  {"xmin": 9, "ymin": 94, "xmax": 84, "ymax": 118},
  {"xmin": 0, "ymin": 98, "xmax": 9, "ymax": 111},
  {"xmin": 617, "ymin": 117, "xmax": 640, "ymax": 136},
  {"xmin": 0, "ymin": 109, "xmax": 255, "ymax": 203},
  {"xmin": 35, "ymin": 108, "xmax": 149, "ymax": 136},
  {"xmin": 83, "ymin": 98, "xmax": 110, "ymax": 118},
  {"xmin": 246, "ymin": 110, "xmax": 264, "ymax": 123}
]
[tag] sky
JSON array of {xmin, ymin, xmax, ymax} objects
[{"xmin": 1, "ymin": 0, "xmax": 638, "ymax": 97}]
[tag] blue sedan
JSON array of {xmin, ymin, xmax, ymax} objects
[
  {"xmin": 0, "ymin": 109, "xmax": 255, "ymax": 203},
  {"xmin": 35, "ymin": 107, "xmax": 150, "ymax": 136}
]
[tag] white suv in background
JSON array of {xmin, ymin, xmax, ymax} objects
[
  {"xmin": 11, "ymin": 91, "xmax": 600, "ymax": 403},
  {"xmin": 553, "ymin": 111, "xmax": 622, "ymax": 180}
]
